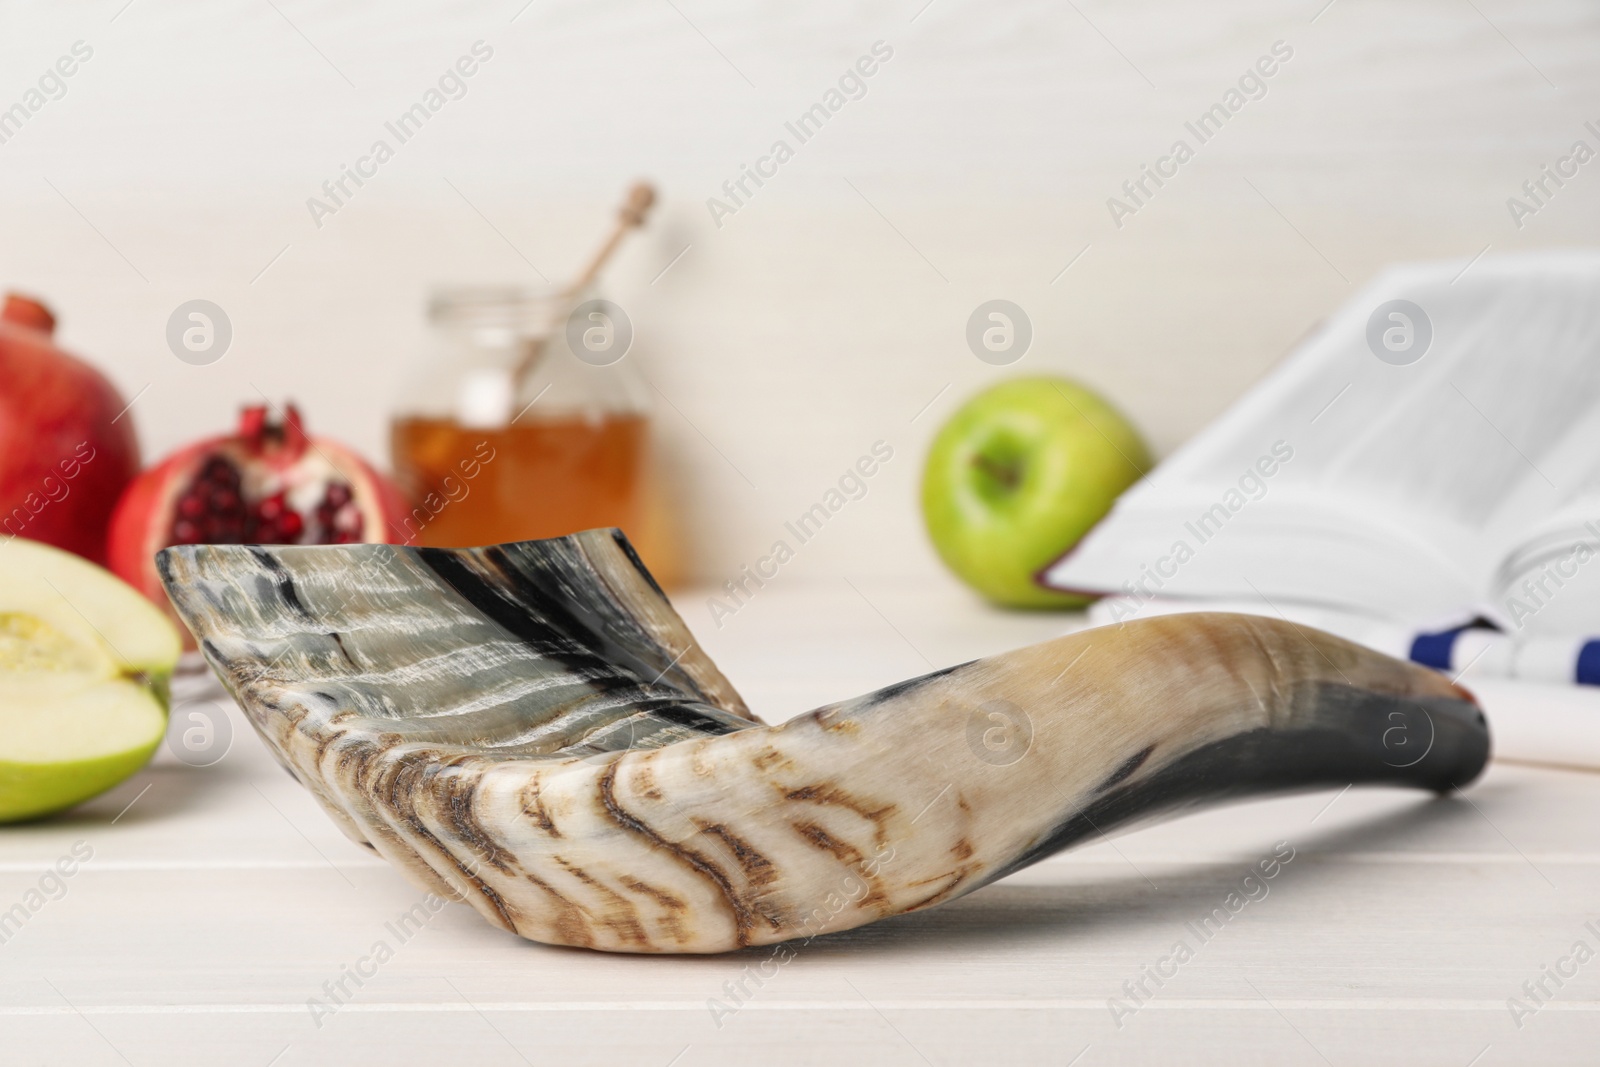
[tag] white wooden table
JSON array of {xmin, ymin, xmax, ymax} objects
[{"xmin": 3, "ymin": 580, "xmax": 1596, "ymax": 1066}]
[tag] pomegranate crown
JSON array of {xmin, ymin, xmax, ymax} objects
[
  {"xmin": 2, "ymin": 294, "xmax": 56, "ymax": 334},
  {"xmin": 238, "ymin": 403, "xmax": 309, "ymax": 460}
]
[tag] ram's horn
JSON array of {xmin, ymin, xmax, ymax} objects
[{"xmin": 159, "ymin": 530, "xmax": 1489, "ymax": 954}]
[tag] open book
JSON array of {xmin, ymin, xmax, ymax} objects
[{"xmin": 1043, "ymin": 252, "xmax": 1600, "ymax": 667}]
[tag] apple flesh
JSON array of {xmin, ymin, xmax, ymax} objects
[
  {"xmin": 0, "ymin": 538, "xmax": 180, "ymax": 822},
  {"xmin": 921, "ymin": 376, "xmax": 1150, "ymax": 608}
]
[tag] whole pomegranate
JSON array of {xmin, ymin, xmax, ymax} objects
[
  {"xmin": 109, "ymin": 403, "xmax": 408, "ymax": 611},
  {"xmin": 0, "ymin": 293, "xmax": 141, "ymax": 564}
]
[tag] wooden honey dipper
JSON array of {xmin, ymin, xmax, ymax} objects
[{"xmin": 512, "ymin": 180, "xmax": 657, "ymax": 388}]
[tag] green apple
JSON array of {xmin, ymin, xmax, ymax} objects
[
  {"xmin": 0, "ymin": 538, "xmax": 180, "ymax": 822},
  {"xmin": 921, "ymin": 376, "xmax": 1150, "ymax": 608}
]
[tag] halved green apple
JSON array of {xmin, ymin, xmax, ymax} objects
[{"xmin": 0, "ymin": 538, "xmax": 180, "ymax": 822}]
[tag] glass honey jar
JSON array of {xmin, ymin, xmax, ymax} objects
[{"xmin": 390, "ymin": 286, "xmax": 678, "ymax": 583}]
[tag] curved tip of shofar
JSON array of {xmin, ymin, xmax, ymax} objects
[{"xmin": 159, "ymin": 529, "xmax": 1490, "ymax": 954}]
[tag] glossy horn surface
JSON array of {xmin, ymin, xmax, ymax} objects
[{"xmin": 159, "ymin": 530, "xmax": 1489, "ymax": 953}]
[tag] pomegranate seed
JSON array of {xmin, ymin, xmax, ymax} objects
[
  {"xmin": 200, "ymin": 459, "xmax": 238, "ymax": 487},
  {"xmin": 161, "ymin": 431, "xmax": 381, "ymax": 552},
  {"xmin": 169, "ymin": 456, "xmax": 253, "ymax": 547}
]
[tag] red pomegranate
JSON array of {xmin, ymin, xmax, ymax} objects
[
  {"xmin": 0, "ymin": 293, "xmax": 141, "ymax": 565},
  {"xmin": 109, "ymin": 403, "xmax": 408, "ymax": 612}
]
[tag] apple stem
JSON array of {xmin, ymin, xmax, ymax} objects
[{"xmin": 972, "ymin": 453, "xmax": 1021, "ymax": 490}]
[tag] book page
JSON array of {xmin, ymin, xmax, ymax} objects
[
  {"xmin": 1044, "ymin": 251, "xmax": 1600, "ymax": 624},
  {"xmin": 1487, "ymin": 404, "xmax": 1600, "ymax": 633}
]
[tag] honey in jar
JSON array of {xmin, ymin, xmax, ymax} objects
[{"xmin": 389, "ymin": 287, "xmax": 678, "ymax": 583}]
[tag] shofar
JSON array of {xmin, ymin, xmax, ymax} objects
[{"xmin": 160, "ymin": 529, "xmax": 1490, "ymax": 954}]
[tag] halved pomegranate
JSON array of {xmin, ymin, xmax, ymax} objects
[{"xmin": 108, "ymin": 403, "xmax": 408, "ymax": 616}]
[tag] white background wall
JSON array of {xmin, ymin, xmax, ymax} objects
[{"xmin": 0, "ymin": 0, "xmax": 1596, "ymax": 588}]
